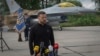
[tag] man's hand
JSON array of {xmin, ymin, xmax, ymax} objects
[
  {"xmin": 31, "ymin": 53, "xmax": 40, "ymax": 56},
  {"xmin": 36, "ymin": 53, "xmax": 40, "ymax": 56}
]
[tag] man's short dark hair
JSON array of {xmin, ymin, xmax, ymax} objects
[{"xmin": 38, "ymin": 11, "xmax": 46, "ymax": 17}]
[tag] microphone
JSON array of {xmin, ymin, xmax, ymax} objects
[
  {"xmin": 33, "ymin": 45, "xmax": 39, "ymax": 56},
  {"xmin": 54, "ymin": 43, "xmax": 59, "ymax": 49},
  {"xmin": 40, "ymin": 42, "xmax": 44, "ymax": 56},
  {"xmin": 45, "ymin": 49, "xmax": 49, "ymax": 54},
  {"xmin": 48, "ymin": 40, "xmax": 53, "ymax": 52},
  {"xmin": 48, "ymin": 45, "xmax": 53, "ymax": 52},
  {"xmin": 33, "ymin": 46, "xmax": 39, "ymax": 52},
  {"xmin": 53, "ymin": 43, "xmax": 59, "ymax": 56}
]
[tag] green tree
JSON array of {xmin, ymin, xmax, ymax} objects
[
  {"xmin": 56, "ymin": 0, "xmax": 61, "ymax": 3},
  {"xmin": 39, "ymin": 0, "xmax": 61, "ymax": 8},
  {"xmin": 92, "ymin": 0, "xmax": 100, "ymax": 10},
  {"xmin": 0, "ymin": 0, "xmax": 9, "ymax": 15},
  {"xmin": 15, "ymin": 0, "xmax": 40, "ymax": 10}
]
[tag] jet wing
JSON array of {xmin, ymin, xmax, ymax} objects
[
  {"xmin": 38, "ymin": 4, "xmax": 97, "ymax": 16},
  {"xmin": 39, "ymin": 6, "xmax": 79, "ymax": 16}
]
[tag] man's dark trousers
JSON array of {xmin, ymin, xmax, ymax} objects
[{"xmin": 24, "ymin": 27, "xmax": 29, "ymax": 41}]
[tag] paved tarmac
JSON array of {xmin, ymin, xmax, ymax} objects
[{"xmin": 0, "ymin": 26, "xmax": 100, "ymax": 56}]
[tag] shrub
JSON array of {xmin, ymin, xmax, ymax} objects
[{"xmin": 60, "ymin": 14, "xmax": 100, "ymax": 27}]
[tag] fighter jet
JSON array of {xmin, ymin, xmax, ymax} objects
[
  {"xmin": 30, "ymin": 3, "xmax": 97, "ymax": 31},
  {"xmin": 6, "ymin": 0, "xmax": 97, "ymax": 31},
  {"xmin": 29, "ymin": 2, "xmax": 77, "ymax": 31}
]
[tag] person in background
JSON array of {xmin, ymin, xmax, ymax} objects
[{"xmin": 24, "ymin": 13, "xmax": 31, "ymax": 41}]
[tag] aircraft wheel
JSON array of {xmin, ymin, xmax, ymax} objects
[{"xmin": 58, "ymin": 26, "xmax": 62, "ymax": 31}]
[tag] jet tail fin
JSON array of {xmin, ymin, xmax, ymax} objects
[{"xmin": 6, "ymin": 0, "xmax": 21, "ymax": 13}]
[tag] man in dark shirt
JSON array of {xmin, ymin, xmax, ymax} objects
[{"xmin": 29, "ymin": 11, "xmax": 55, "ymax": 56}]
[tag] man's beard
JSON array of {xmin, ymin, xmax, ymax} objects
[{"xmin": 40, "ymin": 20, "xmax": 47, "ymax": 25}]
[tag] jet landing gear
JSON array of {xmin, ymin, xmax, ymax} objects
[{"xmin": 58, "ymin": 26, "xmax": 62, "ymax": 31}]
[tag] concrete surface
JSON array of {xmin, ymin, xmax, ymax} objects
[{"xmin": 0, "ymin": 26, "xmax": 100, "ymax": 56}]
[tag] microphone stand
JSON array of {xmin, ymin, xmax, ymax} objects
[{"xmin": 0, "ymin": 27, "xmax": 10, "ymax": 52}]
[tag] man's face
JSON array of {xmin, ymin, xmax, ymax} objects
[
  {"xmin": 38, "ymin": 14, "xmax": 47, "ymax": 24},
  {"xmin": 24, "ymin": 15, "xmax": 29, "ymax": 19}
]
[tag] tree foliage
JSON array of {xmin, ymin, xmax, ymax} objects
[
  {"xmin": 15, "ymin": 0, "xmax": 40, "ymax": 10},
  {"xmin": 92, "ymin": 0, "xmax": 100, "ymax": 10},
  {"xmin": 0, "ymin": 0, "xmax": 9, "ymax": 15}
]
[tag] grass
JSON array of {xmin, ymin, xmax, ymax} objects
[{"xmin": 60, "ymin": 14, "xmax": 100, "ymax": 27}]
